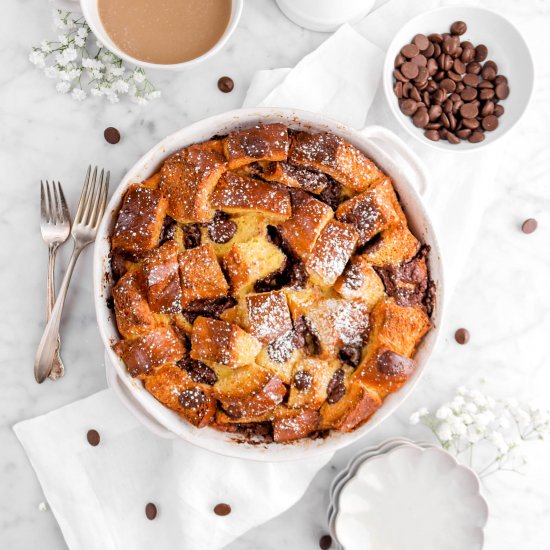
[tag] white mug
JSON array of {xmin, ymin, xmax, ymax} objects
[{"xmin": 276, "ymin": 0, "xmax": 376, "ymax": 32}]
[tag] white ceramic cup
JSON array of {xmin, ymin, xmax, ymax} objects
[
  {"xmin": 75, "ymin": 0, "xmax": 243, "ymax": 71},
  {"xmin": 383, "ymin": 6, "xmax": 534, "ymax": 152}
]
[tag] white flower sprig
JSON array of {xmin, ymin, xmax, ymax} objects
[
  {"xmin": 29, "ymin": 9, "xmax": 160, "ymax": 104},
  {"xmin": 410, "ymin": 387, "xmax": 550, "ymax": 479}
]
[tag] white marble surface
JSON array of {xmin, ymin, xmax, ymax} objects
[{"xmin": 1, "ymin": 0, "xmax": 549, "ymax": 548}]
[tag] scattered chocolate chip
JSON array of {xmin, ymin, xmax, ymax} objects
[
  {"xmin": 217, "ymin": 76, "xmax": 234, "ymax": 93},
  {"xmin": 178, "ymin": 388, "xmax": 206, "ymax": 410},
  {"xmin": 145, "ymin": 502, "xmax": 157, "ymax": 520},
  {"xmin": 521, "ymin": 218, "xmax": 538, "ymax": 234},
  {"xmin": 214, "ymin": 503, "xmax": 231, "ymax": 516},
  {"xmin": 293, "ymin": 370, "xmax": 313, "ymax": 391},
  {"xmin": 326, "ymin": 369, "xmax": 346, "ymax": 404},
  {"xmin": 86, "ymin": 429, "xmax": 100, "ymax": 446},
  {"xmin": 294, "ymin": 316, "xmax": 321, "ymax": 356},
  {"xmin": 319, "ymin": 534, "xmax": 333, "ymax": 549},
  {"xmin": 106, "ymin": 296, "xmax": 115, "ymax": 311},
  {"xmin": 207, "ymin": 211, "xmax": 237, "ymax": 243},
  {"xmin": 339, "ymin": 345, "xmax": 362, "ymax": 368},
  {"xmin": 104, "ymin": 127, "xmax": 120, "ymax": 144},
  {"xmin": 454, "ymin": 328, "xmax": 470, "ymax": 345}
]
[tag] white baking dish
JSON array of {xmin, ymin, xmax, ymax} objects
[{"xmin": 93, "ymin": 108, "xmax": 444, "ymax": 461}]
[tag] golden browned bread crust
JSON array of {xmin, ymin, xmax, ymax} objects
[
  {"xmin": 289, "ymin": 131, "xmax": 386, "ymax": 192},
  {"xmin": 160, "ymin": 141, "xmax": 226, "ymax": 223},
  {"xmin": 112, "ymin": 184, "xmax": 168, "ymax": 253},
  {"xmin": 223, "ymin": 124, "xmax": 289, "ymax": 170},
  {"xmin": 109, "ymin": 123, "xmax": 434, "ymax": 443}
]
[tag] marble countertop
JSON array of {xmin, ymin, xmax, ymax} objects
[{"xmin": 1, "ymin": 0, "xmax": 549, "ymax": 548}]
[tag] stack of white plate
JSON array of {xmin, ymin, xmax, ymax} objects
[{"xmin": 328, "ymin": 438, "xmax": 488, "ymax": 550}]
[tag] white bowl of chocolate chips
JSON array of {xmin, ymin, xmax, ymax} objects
[{"xmin": 383, "ymin": 5, "xmax": 534, "ymax": 151}]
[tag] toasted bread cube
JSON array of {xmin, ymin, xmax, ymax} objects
[
  {"xmin": 273, "ymin": 408, "xmax": 320, "ymax": 443},
  {"xmin": 289, "ymin": 131, "xmax": 385, "ymax": 192},
  {"xmin": 334, "ymin": 256, "xmax": 386, "ymax": 308},
  {"xmin": 214, "ymin": 408, "xmax": 275, "ymax": 425},
  {"xmin": 160, "ymin": 141, "xmax": 226, "ymax": 223},
  {"xmin": 224, "ymin": 124, "xmax": 289, "ymax": 170},
  {"xmin": 305, "ymin": 220, "xmax": 358, "ymax": 287},
  {"xmin": 352, "ymin": 347, "xmax": 417, "ymax": 398},
  {"xmin": 375, "ymin": 253, "xmax": 429, "ymax": 309},
  {"xmin": 140, "ymin": 171, "xmax": 162, "ymax": 189},
  {"xmin": 320, "ymin": 380, "xmax": 382, "ymax": 431},
  {"xmin": 191, "ymin": 317, "xmax": 261, "ymax": 368},
  {"xmin": 179, "ymin": 244, "xmax": 229, "ymax": 308},
  {"xmin": 259, "ymin": 162, "xmax": 329, "ymax": 194},
  {"xmin": 144, "ymin": 364, "xmax": 216, "ymax": 428},
  {"xmin": 213, "ymin": 364, "xmax": 286, "ymax": 418},
  {"xmin": 256, "ymin": 330, "xmax": 300, "ymax": 384},
  {"xmin": 361, "ymin": 299, "xmax": 431, "ymax": 359},
  {"xmin": 142, "ymin": 240, "xmax": 182, "ymax": 314},
  {"xmin": 222, "ymin": 236, "xmax": 286, "ymax": 296},
  {"xmin": 279, "ymin": 193, "xmax": 333, "ymax": 259},
  {"xmin": 112, "ymin": 271, "xmax": 156, "ymax": 338},
  {"xmin": 287, "ymin": 358, "xmax": 341, "ymax": 410},
  {"xmin": 112, "ymin": 184, "xmax": 168, "ymax": 253},
  {"xmin": 336, "ymin": 178, "xmax": 404, "ymax": 246},
  {"xmin": 210, "ymin": 172, "xmax": 291, "ymax": 221},
  {"xmin": 244, "ymin": 291, "xmax": 293, "ymax": 344},
  {"xmin": 304, "ymin": 298, "xmax": 370, "ymax": 357},
  {"xmin": 360, "ymin": 224, "xmax": 420, "ymax": 267},
  {"xmin": 114, "ymin": 326, "xmax": 186, "ymax": 377}
]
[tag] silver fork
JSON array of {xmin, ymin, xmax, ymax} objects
[
  {"xmin": 40, "ymin": 181, "xmax": 71, "ymax": 380},
  {"xmin": 34, "ymin": 166, "xmax": 110, "ymax": 383}
]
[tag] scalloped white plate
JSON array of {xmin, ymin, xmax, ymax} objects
[{"xmin": 335, "ymin": 445, "xmax": 488, "ymax": 550}]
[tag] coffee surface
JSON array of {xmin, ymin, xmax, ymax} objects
[{"xmin": 98, "ymin": 0, "xmax": 232, "ymax": 64}]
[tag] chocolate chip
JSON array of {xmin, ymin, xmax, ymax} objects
[
  {"xmin": 401, "ymin": 61, "xmax": 419, "ymax": 80},
  {"xmin": 495, "ymin": 82, "xmax": 509, "ymax": 100},
  {"xmin": 412, "ymin": 109, "xmax": 429, "ymax": 128},
  {"xmin": 326, "ymin": 369, "xmax": 346, "ymax": 404},
  {"xmin": 454, "ymin": 328, "xmax": 470, "ymax": 344},
  {"xmin": 339, "ymin": 345, "xmax": 362, "ymax": 368},
  {"xmin": 317, "ymin": 177, "xmax": 343, "ymax": 209},
  {"xmin": 468, "ymin": 130, "xmax": 485, "ymax": 143},
  {"xmin": 207, "ymin": 211, "xmax": 237, "ymax": 243},
  {"xmin": 461, "ymin": 88, "xmax": 477, "ymax": 101},
  {"xmin": 181, "ymin": 223, "xmax": 201, "ymax": 248},
  {"xmin": 474, "ymin": 44, "xmax": 488, "ymax": 62},
  {"xmin": 494, "ymin": 104, "xmax": 505, "ymax": 117},
  {"xmin": 401, "ymin": 43, "xmax": 419, "ymax": 59},
  {"xmin": 481, "ymin": 114, "xmax": 498, "ymax": 131},
  {"xmin": 425, "ymin": 129, "xmax": 440, "ymax": 141},
  {"xmin": 394, "ymin": 53, "xmax": 406, "ymax": 67},
  {"xmin": 413, "ymin": 34, "xmax": 430, "ymax": 51},
  {"xmin": 217, "ymin": 76, "xmax": 234, "ymax": 93},
  {"xmin": 319, "ymin": 535, "xmax": 333, "ymax": 550},
  {"xmin": 463, "ymin": 73, "xmax": 479, "ymax": 87},
  {"xmin": 293, "ymin": 370, "xmax": 313, "ymax": 391},
  {"xmin": 179, "ymin": 358, "xmax": 218, "ymax": 385},
  {"xmin": 460, "ymin": 102, "xmax": 478, "ymax": 119},
  {"xmin": 214, "ymin": 503, "xmax": 231, "ymax": 516},
  {"xmin": 521, "ymin": 218, "xmax": 538, "ymax": 234},
  {"xmin": 294, "ymin": 316, "xmax": 322, "ymax": 355},
  {"xmin": 376, "ymin": 350, "xmax": 416, "ymax": 377},
  {"xmin": 182, "ymin": 296, "xmax": 236, "ymax": 324},
  {"xmin": 450, "ymin": 21, "xmax": 467, "ymax": 36},
  {"xmin": 145, "ymin": 503, "xmax": 157, "ymax": 520},
  {"xmin": 178, "ymin": 388, "xmax": 206, "ymax": 410},
  {"xmin": 104, "ymin": 127, "xmax": 120, "ymax": 144},
  {"xmin": 86, "ymin": 429, "xmax": 100, "ymax": 446},
  {"xmin": 400, "ymin": 98, "xmax": 418, "ymax": 116}
]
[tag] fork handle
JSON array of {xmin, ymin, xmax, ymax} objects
[
  {"xmin": 34, "ymin": 242, "xmax": 86, "ymax": 383},
  {"xmin": 47, "ymin": 243, "xmax": 65, "ymax": 380}
]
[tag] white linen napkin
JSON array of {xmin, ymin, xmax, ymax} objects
[{"xmin": 15, "ymin": 9, "xmax": 502, "ymax": 550}]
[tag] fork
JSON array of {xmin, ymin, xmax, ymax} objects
[
  {"xmin": 34, "ymin": 166, "xmax": 110, "ymax": 383},
  {"xmin": 40, "ymin": 180, "xmax": 71, "ymax": 380}
]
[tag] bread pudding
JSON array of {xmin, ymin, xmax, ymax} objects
[{"xmin": 109, "ymin": 123, "xmax": 434, "ymax": 444}]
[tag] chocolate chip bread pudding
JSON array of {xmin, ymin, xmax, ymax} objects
[{"xmin": 109, "ymin": 123, "xmax": 434, "ymax": 444}]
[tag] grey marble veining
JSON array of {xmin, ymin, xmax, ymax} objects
[{"xmin": 1, "ymin": 0, "xmax": 549, "ymax": 549}]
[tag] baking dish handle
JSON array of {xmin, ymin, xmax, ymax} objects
[
  {"xmin": 105, "ymin": 353, "xmax": 177, "ymax": 440},
  {"xmin": 359, "ymin": 125, "xmax": 429, "ymax": 196}
]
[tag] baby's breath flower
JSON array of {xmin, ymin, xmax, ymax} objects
[
  {"xmin": 436, "ymin": 406, "xmax": 452, "ymax": 420},
  {"xmin": 56, "ymin": 81, "xmax": 71, "ymax": 94},
  {"xmin": 436, "ymin": 422, "xmax": 453, "ymax": 442},
  {"xmin": 30, "ymin": 9, "xmax": 160, "ymax": 104}
]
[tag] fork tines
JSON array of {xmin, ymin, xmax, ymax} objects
[
  {"xmin": 40, "ymin": 180, "xmax": 70, "ymax": 226},
  {"xmin": 74, "ymin": 165, "xmax": 110, "ymax": 229}
]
